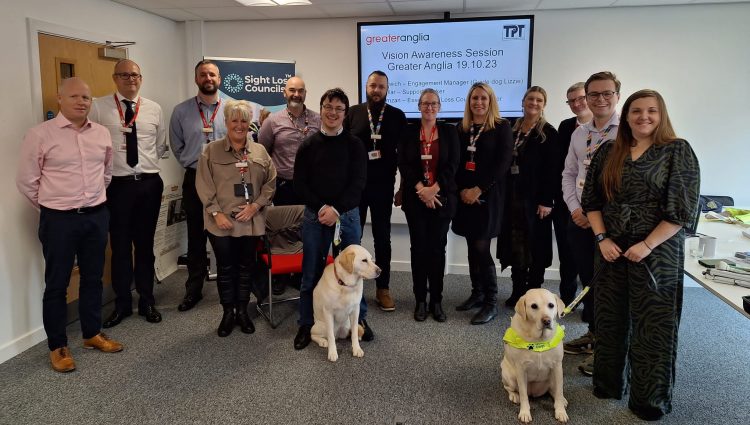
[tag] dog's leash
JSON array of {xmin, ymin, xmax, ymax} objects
[{"xmin": 560, "ymin": 257, "xmax": 658, "ymax": 318}]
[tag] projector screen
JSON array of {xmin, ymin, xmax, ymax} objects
[{"xmin": 358, "ymin": 16, "xmax": 533, "ymax": 119}]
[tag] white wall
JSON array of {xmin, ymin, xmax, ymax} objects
[
  {"xmin": 0, "ymin": 0, "xmax": 187, "ymax": 363},
  {"xmin": 201, "ymin": 2, "xmax": 750, "ymax": 276}
]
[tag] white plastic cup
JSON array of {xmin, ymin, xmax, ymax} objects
[{"xmin": 699, "ymin": 236, "xmax": 718, "ymax": 258}]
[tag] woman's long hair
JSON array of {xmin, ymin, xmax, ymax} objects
[
  {"xmin": 601, "ymin": 89, "xmax": 677, "ymax": 201},
  {"xmin": 512, "ymin": 86, "xmax": 549, "ymax": 143},
  {"xmin": 461, "ymin": 82, "xmax": 503, "ymax": 132}
]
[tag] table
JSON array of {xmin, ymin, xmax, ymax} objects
[{"xmin": 683, "ymin": 220, "xmax": 750, "ymax": 319}]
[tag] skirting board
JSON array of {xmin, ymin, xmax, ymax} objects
[{"xmin": 0, "ymin": 327, "xmax": 47, "ymax": 364}]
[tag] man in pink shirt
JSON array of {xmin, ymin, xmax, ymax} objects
[{"xmin": 17, "ymin": 77, "xmax": 124, "ymax": 373}]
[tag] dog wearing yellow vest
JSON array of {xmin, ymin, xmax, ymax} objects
[{"xmin": 501, "ymin": 288, "xmax": 569, "ymax": 423}]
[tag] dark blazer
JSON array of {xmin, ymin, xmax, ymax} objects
[
  {"xmin": 497, "ymin": 122, "xmax": 559, "ymax": 268},
  {"xmin": 398, "ymin": 122, "xmax": 460, "ymax": 218}
]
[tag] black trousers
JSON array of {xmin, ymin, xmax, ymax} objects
[
  {"xmin": 552, "ymin": 201, "xmax": 579, "ymax": 304},
  {"xmin": 404, "ymin": 207, "xmax": 450, "ymax": 304},
  {"xmin": 567, "ymin": 220, "xmax": 595, "ymax": 328},
  {"xmin": 273, "ymin": 178, "xmax": 301, "ymax": 206},
  {"xmin": 207, "ymin": 234, "xmax": 258, "ymax": 305},
  {"xmin": 182, "ymin": 169, "xmax": 207, "ymax": 297},
  {"xmin": 107, "ymin": 174, "xmax": 163, "ymax": 313},
  {"xmin": 359, "ymin": 184, "xmax": 393, "ymax": 289},
  {"xmin": 39, "ymin": 206, "xmax": 109, "ymax": 350}
]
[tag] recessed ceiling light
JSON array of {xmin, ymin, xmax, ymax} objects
[{"xmin": 235, "ymin": 0, "xmax": 312, "ymax": 5}]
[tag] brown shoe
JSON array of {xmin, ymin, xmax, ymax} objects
[
  {"xmin": 83, "ymin": 333, "xmax": 123, "ymax": 353},
  {"xmin": 376, "ymin": 288, "xmax": 396, "ymax": 311},
  {"xmin": 49, "ymin": 347, "xmax": 76, "ymax": 373}
]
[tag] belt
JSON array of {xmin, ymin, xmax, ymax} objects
[
  {"xmin": 41, "ymin": 203, "xmax": 106, "ymax": 214},
  {"xmin": 112, "ymin": 173, "xmax": 160, "ymax": 182}
]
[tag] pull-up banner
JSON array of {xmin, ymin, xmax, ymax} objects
[{"xmin": 205, "ymin": 56, "xmax": 295, "ymax": 112}]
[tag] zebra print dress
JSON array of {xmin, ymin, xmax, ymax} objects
[{"xmin": 581, "ymin": 138, "xmax": 700, "ymax": 418}]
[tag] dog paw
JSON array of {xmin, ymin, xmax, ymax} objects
[
  {"xmin": 352, "ymin": 346, "xmax": 364, "ymax": 358},
  {"xmin": 508, "ymin": 392, "xmax": 520, "ymax": 404},
  {"xmin": 518, "ymin": 410, "xmax": 532, "ymax": 423},
  {"xmin": 327, "ymin": 350, "xmax": 338, "ymax": 362},
  {"xmin": 555, "ymin": 408, "xmax": 569, "ymax": 423},
  {"xmin": 318, "ymin": 338, "xmax": 328, "ymax": 348}
]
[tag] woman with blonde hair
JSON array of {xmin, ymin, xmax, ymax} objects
[
  {"xmin": 582, "ymin": 89, "xmax": 699, "ymax": 420},
  {"xmin": 496, "ymin": 86, "xmax": 559, "ymax": 306},
  {"xmin": 451, "ymin": 82, "xmax": 513, "ymax": 324}
]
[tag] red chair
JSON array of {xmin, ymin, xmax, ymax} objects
[{"xmin": 255, "ymin": 236, "xmax": 334, "ymax": 328}]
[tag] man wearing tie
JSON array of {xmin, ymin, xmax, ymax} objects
[{"xmin": 90, "ymin": 59, "xmax": 167, "ymax": 327}]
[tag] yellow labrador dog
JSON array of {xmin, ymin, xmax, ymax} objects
[
  {"xmin": 310, "ymin": 245, "xmax": 381, "ymax": 362},
  {"xmin": 501, "ymin": 288, "xmax": 569, "ymax": 423}
]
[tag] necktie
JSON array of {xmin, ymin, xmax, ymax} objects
[{"xmin": 123, "ymin": 100, "xmax": 138, "ymax": 167}]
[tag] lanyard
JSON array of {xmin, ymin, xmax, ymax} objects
[
  {"xmin": 287, "ymin": 107, "xmax": 310, "ymax": 137},
  {"xmin": 420, "ymin": 125, "xmax": 436, "ymax": 181},
  {"xmin": 468, "ymin": 123, "xmax": 485, "ymax": 163},
  {"xmin": 586, "ymin": 124, "xmax": 615, "ymax": 159},
  {"xmin": 196, "ymin": 97, "xmax": 221, "ymax": 129},
  {"xmin": 114, "ymin": 94, "xmax": 141, "ymax": 128},
  {"xmin": 513, "ymin": 128, "xmax": 532, "ymax": 155},
  {"xmin": 367, "ymin": 103, "xmax": 387, "ymax": 149},
  {"xmin": 237, "ymin": 148, "xmax": 251, "ymax": 204}
]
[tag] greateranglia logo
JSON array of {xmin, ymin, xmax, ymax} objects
[
  {"xmin": 365, "ymin": 33, "xmax": 429, "ymax": 46},
  {"xmin": 223, "ymin": 73, "xmax": 243, "ymax": 94},
  {"xmin": 502, "ymin": 24, "xmax": 526, "ymax": 40}
]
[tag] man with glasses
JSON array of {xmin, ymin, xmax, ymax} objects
[
  {"xmin": 259, "ymin": 76, "xmax": 321, "ymax": 206},
  {"xmin": 89, "ymin": 59, "xmax": 166, "ymax": 328},
  {"xmin": 170, "ymin": 60, "xmax": 227, "ymax": 312},
  {"xmin": 561, "ymin": 72, "xmax": 621, "ymax": 376},
  {"xmin": 292, "ymin": 88, "xmax": 370, "ymax": 350},
  {"xmin": 344, "ymin": 70, "xmax": 407, "ymax": 312}
]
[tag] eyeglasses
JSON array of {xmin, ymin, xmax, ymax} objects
[
  {"xmin": 586, "ymin": 91, "xmax": 617, "ymax": 100},
  {"xmin": 419, "ymin": 102, "xmax": 440, "ymax": 109},
  {"xmin": 322, "ymin": 105, "xmax": 346, "ymax": 114},
  {"xmin": 287, "ymin": 88, "xmax": 305, "ymax": 94},
  {"xmin": 114, "ymin": 73, "xmax": 142, "ymax": 80},
  {"xmin": 565, "ymin": 96, "xmax": 586, "ymax": 105}
]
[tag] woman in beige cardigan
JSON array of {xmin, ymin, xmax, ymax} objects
[{"xmin": 197, "ymin": 100, "xmax": 276, "ymax": 337}]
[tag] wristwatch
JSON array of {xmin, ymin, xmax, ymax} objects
[
  {"xmin": 595, "ymin": 232, "xmax": 608, "ymax": 244},
  {"xmin": 211, "ymin": 211, "xmax": 219, "ymax": 217}
]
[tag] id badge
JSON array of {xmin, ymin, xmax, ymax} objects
[
  {"xmin": 118, "ymin": 143, "xmax": 128, "ymax": 152},
  {"xmin": 119, "ymin": 127, "xmax": 132, "ymax": 133},
  {"xmin": 465, "ymin": 161, "xmax": 476, "ymax": 171},
  {"xmin": 234, "ymin": 183, "xmax": 253, "ymax": 198},
  {"xmin": 202, "ymin": 127, "xmax": 213, "ymax": 134},
  {"xmin": 510, "ymin": 165, "xmax": 520, "ymax": 175},
  {"xmin": 368, "ymin": 150, "xmax": 381, "ymax": 160},
  {"xmin": 235, "ymin": 162, "xmax": 248, "ymax": 168},
  {"xmin": 577, "ymin": 178, "xmax": 586, "ymax": 189},
  {"xmin": 466, "ymin": 146, "xmax": 476, "ymax": 152},
  {"xmin": 420, "ymin": 154, "xmax": 432, "ymax": 160},
  {"xmin": 370, "ymin": 134, "xmax": 382, "ymax": 140},
  {"xmin": 583, "ymin": 159, "xmax": 592, "ymax": 166}
]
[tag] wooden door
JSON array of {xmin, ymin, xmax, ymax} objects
[{"xmin": 37, "ymin": 33, "xmax": 123, "ymax": 303}]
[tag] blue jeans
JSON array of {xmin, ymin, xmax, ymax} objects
[{"xmin": 298, "ymin": 207, "xmax": 367, "ymax": 327}]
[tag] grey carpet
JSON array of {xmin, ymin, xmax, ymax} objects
[{"xmin": 0, "ymin": 271, "xmax": 748, "ymax": 425}]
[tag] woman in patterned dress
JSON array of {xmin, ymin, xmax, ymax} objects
[{"xmin": 581, "ymin": 89, "xmax": 700, "ymax": 420}]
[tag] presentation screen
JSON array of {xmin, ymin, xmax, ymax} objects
[{"xmin": 358, "ymin": 16, "xmax": 533, "ymax": 119}]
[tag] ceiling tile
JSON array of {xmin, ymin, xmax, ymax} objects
[
  {"xmin": 465, "ymin": 0, "xmax": 540, "ymax": 12},
  {"xmin": 316, "ymin": 2, "xmax": 395, "ymax": 17},
  {"xmin": 113, "ymin": 0, "xmax": 177, "ymax": 8},
  {"xmin": 537, "ymin": 0, "xmax": 615, "ymax": 9},
  {"xmin": 390, "ymin": 0, "xmax": 464, "ymax": 14},
  {"xmin": 165, "ymin": 0, "xmax": 242, "ymax": 6},
  {"xmin": 612, "ymin": 0, "xmax": 688, "ymax": 6},
  {"xmin": 183, "ymin": 6, "xmax": 275, "ymax": 20},
  {"xmin": 232, "ymin": 5, "xmax": 329, "ymax": 19},
  {"xmin": 146, "ymin": 8, "xmax": 204, "ymax": 20}
]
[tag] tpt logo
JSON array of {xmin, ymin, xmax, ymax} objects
[{"xmin": 503, "ymin": 24, "xmax": 526, "ymax": 40}]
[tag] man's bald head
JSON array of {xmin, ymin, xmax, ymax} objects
[
  {"xmin": 283, "ymin": 76, "xmax": 307, "ymax": 110},
  {"xmin": 112, "ymin": 59, "xmax": 142, "ymax": 99},
  {"xmin": 57, "ymin": 77, "xmax": 92, "ymax": 127}
]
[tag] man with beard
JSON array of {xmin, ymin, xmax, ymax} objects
[
  {"xmin": 169, "ymin": 60, "xmax": 227, "ymax": 312},
  {"xmin": 259, "ymin": 76, "xmax": 321, "ymax": 206},
  {"xmin": 344, "ymin": 70, "xmax": 406, "ymax": 312}
]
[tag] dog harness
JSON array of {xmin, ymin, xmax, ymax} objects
[{"xmin": 503, "ymin": 324, "xmax": 565, "ymax": 352}]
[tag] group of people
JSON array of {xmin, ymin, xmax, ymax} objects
[{"xmin": 17, "ymin": 58, "xmax": 700, "ymax": 421}]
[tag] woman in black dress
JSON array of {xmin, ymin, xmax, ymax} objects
[
  {"xmin": 452, "ymin": 82, "xmax": 513, "ymax": 324},
  {"xmin": 582, "ymin": 90, "xmax": 700, "ymax": 420},
  {"xmin": 398, "ymin": 88, "xmax": 459, "ymax": 322},
  {"xmin": 497, "ymin": 86, "xmax": 559, "ymax": 306}
]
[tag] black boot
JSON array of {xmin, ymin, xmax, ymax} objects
[
  {"xmin": 235, "ymin": 302, "xmax": 255, "ymax": 334},
  {"xmin": 414, "ymin": 302, "xmax": 428, "ymax": 322},
  {"xmin": 472, "ymin": 266, "xmax": 498, "ymax": 324},
  {"xmin": 217, "ymin": 304, "xmax": 235, "ymax": 337},
  {"xmin": 471, "ymin": 304, "xmax": 498, "ymax": 324},
  {"xmin": 457, "ymin": 268, "xmax": 484, "ymax": 311},
  {"xmin": 505, "ymin": 280, "xmax": 527, "ymax": 307},
  {"xmin": 430, "ymin": 302, "xmax": 447, "ymax": 322}
]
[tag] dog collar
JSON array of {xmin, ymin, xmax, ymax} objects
[
  {"xmin": 503, "ymin": 324, "xmax": 565, "ymax": 352},
  {"xmin": 333, "ymin": 263, "xmax": 346, "ymax": 286}
]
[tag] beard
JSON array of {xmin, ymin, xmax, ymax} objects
[
  {"xmin": 287, "ymin": 97, "xmax": 303, "ymax": 108},
  {"xmin": 199, "ymin": 82, "xmax": 218, "ymax": 95},
  {"xmin": 367, "ymin": 93, "xmax": 386, "ymax": 107}
]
